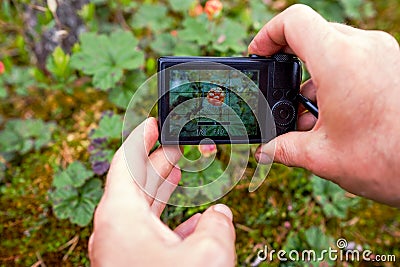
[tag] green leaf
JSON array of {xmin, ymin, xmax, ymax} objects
[
  {"xmin": 53, "ymin": 161, "xmax": 94, "ymax": 188},
  {"xmin": 362, "ymin": 2, "xmax": 376, "ymax": 18},
  {"xmin": 70, "ymin": 198, "xmax": 96, "ymax": 226},
  {"xmin": 79, "ymin": 3, "xmax": 95, "ymax": 22},
  {"xmin": 70, "ymin": 178, "xmax": 103, "ymax": 226},
  {"xmin": 150, "ymin": 33, "xmax": 176, "ymax": 55},
  {"xmin": 50, "ymin": 178, "xmax": 103, "ymax": 227},
  {"xmin": 213, "ymin": 18, "xmax": 247, "ymax": 53},
  {"xmin": 108, "ymin": 70, "xmax": 146, "ymax": 109},
  {"xmin": 339, "ymin": 0, "xmax": 363, "ymax": 20},
  {"xmin": 283, "ymin": 227, "xmax": 335, "ymax": 267},
  {"xmin": 305, "ymin": 227, "xmax": 330, "ymax": 250},
  {"xmin": 70, "ymin": 31, "xmax": 144, "ymax": 90},
  {"xmin": 299, "ymin": 0, "xmax": 345, "ymax": 22},
  {"xmin": 173, "ymin": 39, "xmax": 200, "ymax": 56},
  {"xmin": 304, "ymin": 227, "xmax": 335, "ymax": 267},
  {"xmin": 108, "ymin": 31, "xmax": 143, "ymax": 69},
  {"xmin": 92, "ymin": 67, "xmax": 123, "ymax": 90},
  {"xmin": 130, "ymin": 3, "xmax": 173, "ymax": 31},
  {"xmin": 81, "ymin": 178, "xmax": 103, "ymax": 202},
  {"xmin": 168, "ymin": 0, "xmax": 196, "ymax": 12},
  {"xmin": 182, "ymin": 145, "xmax": 201, "ymax": 161},
  {"xmin": 311, "ymin": 175, "xmax": 358, "ymax": 219},
  {"xmin": 0, "ymin": 124, "xmax": 22, "ymax": 154},
  {"xmin": 50, "ymin": 186, "xmax": 79, "ymax": 220},
  {"xmin": 70, "ymin": 34, "xmax": 111, "ymax": 77},
  {"xmin": 108, "ymin": 86, "xmax": 133, "ymax": 110},
  {"xmin": 46, "ymin": 46, "xmax": 72, "ymax": 80},
  {"xmin": 284, "ymin": 231, "xmax": 304, "ymax": 251},
  {"xmin": 1, "ymin": 67, "xmax": 35, "ymax": 96},
  {"xmin": 16, "ymin": 119, "xmax": 55, "ymax": 150},
  {"xmin": 91, "ymin": 113, "xmax": 123, "ymax": 140},
  {"xmin": 178, "ymin": 16, "xmax": 213, "ymax": 46},
  {"xmin": 249, "ymin": 0, "xmax": 274, "ymax": 30},
  {"xmin": 0, "ymin": 119, "xmax": 55, "ymax": 161}
]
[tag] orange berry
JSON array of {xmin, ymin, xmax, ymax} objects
[
  {"xmin": 204, "ymin": 0, "xmax": 223, "ymax": 20},
  {"xmin": 207, "ymin": 88, "xmax": 225, "ymax": 106}
]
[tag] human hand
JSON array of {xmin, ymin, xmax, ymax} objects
[
  {"xmin": 249, "ymin": 4, "xmax": 400, "ymax": 206},
  {"xmin": 89, "ymin": 118, "xmax": 236, "ymax": 266}
]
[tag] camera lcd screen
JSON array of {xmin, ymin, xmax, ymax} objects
[{"xmin": 159, "ymin": 66, "xmax": 271, "ymax": 144}]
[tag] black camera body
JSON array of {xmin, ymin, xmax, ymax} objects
[{"xmin": 158, "ymin": 54, "xmax": 301, "ymax": 145}]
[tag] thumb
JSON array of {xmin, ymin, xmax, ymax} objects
[
  {"xmin": 179, "ymin": 204, "xmax": 236, "ymax": 266},
  {"xmin": 256, "ymin": 131, "xmax": 317, "ymax": 169}
]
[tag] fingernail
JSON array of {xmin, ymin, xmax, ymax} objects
[
  {"xmin": 213, "ymin": 204, "xmax": 233, "ymax": 221},
  {"xmin": 257, "ymin": 152, "xmax": 273, "ymax": 164}
]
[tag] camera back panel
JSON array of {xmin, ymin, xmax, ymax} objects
[{"xmin": 158, "ymin": 54, "xmax": 301, "ymax": 145}]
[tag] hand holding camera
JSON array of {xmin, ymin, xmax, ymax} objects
[{"xmin": 249, "ymin": 5, "xmax": 400, "ymax": 207}]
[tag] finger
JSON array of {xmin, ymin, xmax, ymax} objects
[
  {"xmin": 100, "ymin": 117, "xmax": 160, "ymax": 218},
  {"xmin": 297, "ymin": 112, "xmax": 317, "ymax": 131},
  {"xmin": 121, "ymin": 117, "xmax": 159, "ymax": 189},
  {"xmin": 297, "ymin": 79, "xmax": 318, "ymax": 130},
  {"xmin": 145, "ymin": 145, "xmax": 181, "ymax": 203},
  {"xmin": 248, "ymin": 4, "xmax": 336, "ymax": 66},
  {"xmin": 173, "ymin": 213, "xmax": 202, "ymax": 239},
  {"xmin": 255, "ymin": 130, "xmax": 319, "ymax": 169},
  {"xmin": 180, "ymin": 204, "xmax": 236, "ymax": 265},
  {"xmin": 300, "ymin": 79, "xmax": 317, "ymax": 102},
  {"xmin": 150, "ymin": 166, "xmax": 182, "ymax": 216},
  {"xmin": 298, "ymin": 79, "xmax": 317, "ymax": 114}
]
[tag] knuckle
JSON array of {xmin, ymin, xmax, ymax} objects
[
  {"xmin": 370, "ymin": 30, "xmax": 399, "ymax": 49},
  {"xmin": 284, "ymin": 4, "xmax": 320, "ymax": 26},
  {"xmin": 285, "ymin": 4, "xmax": 314, "ymax": 16},
  {"xmin": 275, "ymin": 138, "xmax": 295, "ymax": 166}
]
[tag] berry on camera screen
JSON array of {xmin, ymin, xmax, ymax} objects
[{"xmin": 168, "ymin": 69, "xmax": 260, "ymax": 138}]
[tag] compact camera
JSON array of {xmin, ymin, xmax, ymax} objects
[{"xmin": 158, "ymin": 54, "xmax": 302, "ymax": 145}]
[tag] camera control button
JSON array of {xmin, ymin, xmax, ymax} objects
[
  {"xmin": 249, "ymin": 54, "xmax": 264, "ymax": 58},
  {"xmin": 272, "ymin": 89, "xmax": 283, "ymax": 100},
  {"xmin": 273, "ymin": 53, "xmax": 291, "ymax": 62},
  {"xmin": 279, "ymin": 109, "xmax": 289, "ymax": 120},
  {"xmin": 285, "ymin": 89, "xmax": 297, "ymax": 101},
  {"xmin": 272, "ymin": 101, "xmax": 296, "ymax": 126}
]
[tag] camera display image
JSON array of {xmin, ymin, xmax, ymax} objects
[{"xmin": 167, "ymin": 69, "xmax": 260, "ymax": 138}]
